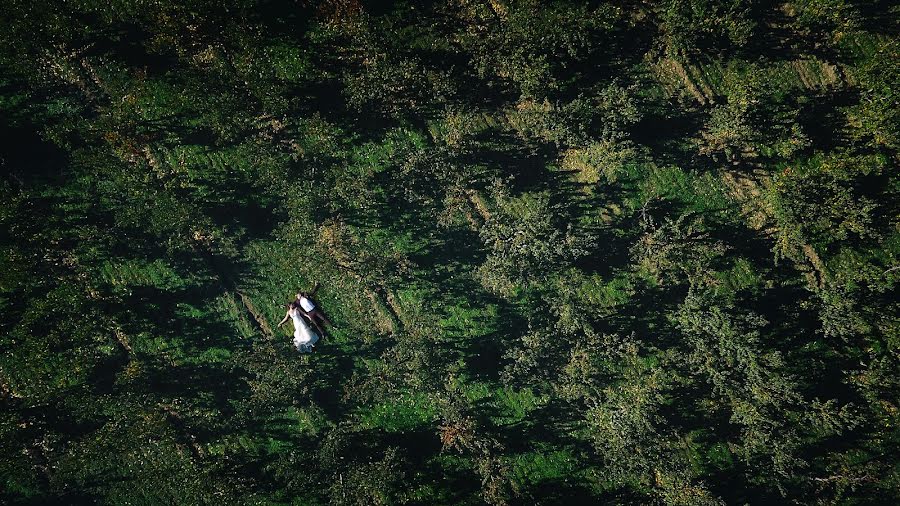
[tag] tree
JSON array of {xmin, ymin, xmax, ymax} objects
[
  {"xmin": 478, "ymin": 188, "xmax": 595, "ymax": 296},
  {"xmin": 673, "ymin": 289, "xmax": 806, "ymax": 486}
]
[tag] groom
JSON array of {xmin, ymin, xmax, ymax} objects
[{"xmin": 292, "ymin": 284, "xmax": 331, "ymax": 335}]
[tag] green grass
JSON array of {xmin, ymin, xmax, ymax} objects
[
  {"xmin": 578, "ymin": 272, "xmax": 635, "ymax": 308},
  {"xmin": 626, "ymin": 164, "xmax": 734, "ymax": 216},
  {"xmin": 354, "ymin": 392, "xmax": 438, "ymax": 432},
  {"xmin": 714, "ymin": 257, "xmax": 762, "ymax": 296},
  {"xmin": 99, "ymin": 258, "xmax": 190, "ymax": 290},
  {"xmin": 507, "ymin": 448, "xmax": 578, "ymax": 488}
]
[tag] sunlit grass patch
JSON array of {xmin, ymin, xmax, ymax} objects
[
  {"xmin": 280, "ymin": 405, "xmax": 330, "ymax": 437},
  {"xmin": 191, "ymin": 347, "xmax": 232, "ymax": 364},
  {"xmin": 349, "ymin": 127, "xmax": 429, "ymax": 172},
  {"xmin": 491, "ymin": 387, "xmax": 548, "ymax": 425},
  {"xmin": 428, "ymin": 110, "xmax": 498, "ymax": 146},
  {"xmin": 561, "ymin": 140, "xmax": 638, "ymax": 187},
  {"xmin": 99, "ymin": 258, "xmax": 191, "ymax": 291},
  {"xmin": 625, "ymin": 164, "xmax": 734, "ymax": 217},
  {"xmin": 456, "ymin": 380, "xmax": 547, "ymax": 426},
  {"xmin": 355, "ymin": 392, "xmax": 438, "ymax": 432},
  {"xmin": 578, "ymin": 273, "xmax": 635, "ymax": 309},
  {"xmin": 214, "ymin": 293, "xmax": 255, "ymax": 340},
  {"xmin": 134, "ymin": 334, "xmax": 183, "ymax": 361},
  {"xmin": 714, "ymin": 257, "xmax": 762, "ymax": 295},
  {"xmin": 440, "ymin": 302, "xmax": 499, "ymax": 340},
  {"xmin": 507, "ymin": 448, "xmax": 578, "ymax": 489},
  {"xmin": 240, "ymin": 237, "xmax": 384, "ymax": 343}
]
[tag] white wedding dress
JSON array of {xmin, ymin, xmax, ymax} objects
[{"xmin": 290, "ymin": 308, "xmax": 319, "ymax": 352}]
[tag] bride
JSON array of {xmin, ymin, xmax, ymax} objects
[{"xmin": 278, "ymin": 303, "xmax": 320, "ymax": 353}]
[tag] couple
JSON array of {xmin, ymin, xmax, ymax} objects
[{"xmin": 278, "ymin": 289, "xmax": 331, "ymax": 353}]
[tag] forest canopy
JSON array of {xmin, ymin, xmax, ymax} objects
[{"xmin": 1, "ymin": 0, "xmax": 899, "ymax": 504}]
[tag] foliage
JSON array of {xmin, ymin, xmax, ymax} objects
[{"xmin": 1, "ymin": 1, "xmax": 898, "ymax": 504}]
